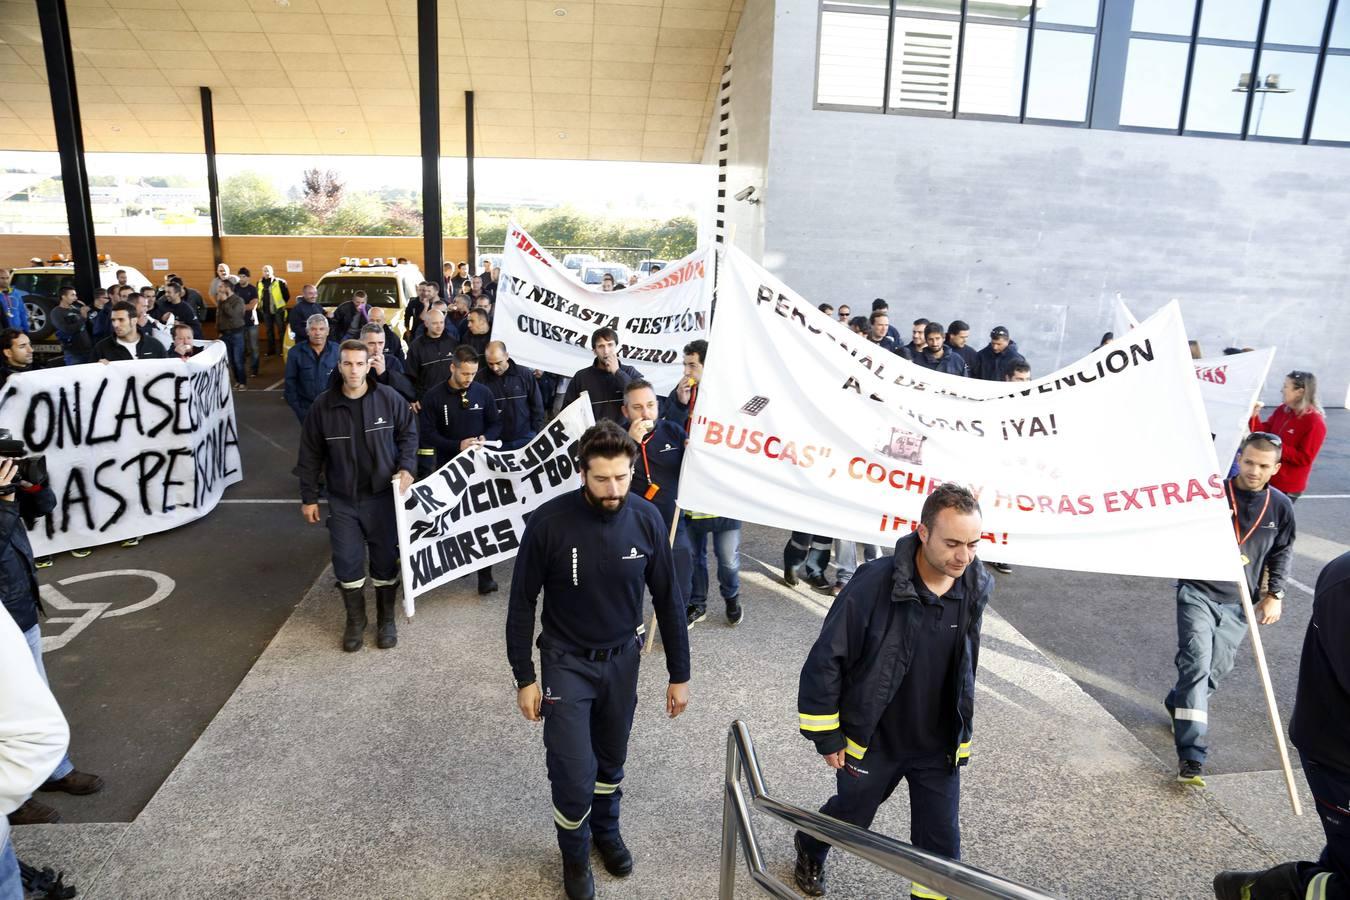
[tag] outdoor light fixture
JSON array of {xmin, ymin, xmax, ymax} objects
[
  {"xmin": 110, "ymin": 125, "xmax": 121, "ymax": 132},
  {"xmin": 553, "ymin": 7, "xmax": 567, "ymax": 16},
  {"xmin": 734, "ymin": 185, "xmax": 758, "ymax": 204},
  {"xmin": 558, "ymin": 131, "xmax": 568, "ymax": 139},
  {"xmin": 336, "ymin": 127, "xmax": 347, "ymax": 134}
]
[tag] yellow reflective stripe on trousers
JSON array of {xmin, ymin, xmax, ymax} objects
[
  {"xmin": 1306, "ymin": 872, "xmax": 1330, "ymax": 900},
  {"xmin": 594, "ymin": 781, "xmax": 619, "ymax": 795},
  {"xmin": 911, "ymin": 883, "xmax": 947, "ymax": 899},
  {"xmin": 956, "ymin": 740, "xmax": 971, "ymax": 759},
  {"xmin": 799, "ymin": 712, "xmax": 841, "ymax": 732},
  {"xmin": 553, "ymin": 805, "xmax": 591, "ymax": 830},
  {"xmin": 845, "ymin": 737, "xmax": 867, "ymax": 760}
]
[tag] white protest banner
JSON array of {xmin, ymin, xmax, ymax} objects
[
  {"xmin": 1117, "ymin": 298, "xmax": 1274, "ymax": 468},
  {"xmin": 0, "ymin": 342, "xmax": 243, "ymax": 555},
  {"xmin": 678, "ymin": 247, "xmax": 1238, "ymax": 579},
  {"xmin": 491, "ymin": 222, "xmax": 712, "ymax": 394},
  {"xmin": 393, "ymin": 395, "xmax": 596, "ymax": 615}
]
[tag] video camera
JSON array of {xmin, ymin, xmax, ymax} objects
[{"xmin": 0, "ymin": 428, "xmax": 48, "ymax": 487}]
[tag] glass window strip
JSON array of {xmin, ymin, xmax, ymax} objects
[{"xmin": 807, "ymin": 0, "xmax": 1346, "ymax": 147}]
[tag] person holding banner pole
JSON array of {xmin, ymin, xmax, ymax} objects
[
  {"xmin": 794, "ymin": 484, "xmax": 992, "ymax": 899},
  {"xmin": 1166, "ymin": 432, "xmax": 1295, "ymax": 787},
  {"xmin": 418, "ymin": 346, "xmax": 502, "ymax": 595},
  {"xmin": 506, "ymin": 420, "xmax": 690, "ymax": 900},
  {"xmin": 619, "ymin": 380, "xmax": 703, "ymax": 627},
  {"xmin": 296, "ymin": 340, "xmax": 416, "ymax": 652}
]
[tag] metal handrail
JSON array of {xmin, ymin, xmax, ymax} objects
[{"xmin": 720, "ymin": 721, "xmax": 1060, "ymax": 900}]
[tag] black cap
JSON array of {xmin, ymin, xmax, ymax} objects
[{"xmin": 990, "ymin": 325, "xmax": 1010, "ymax": 338}]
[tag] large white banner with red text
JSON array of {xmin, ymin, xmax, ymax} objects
[
  {"xmin": 1115, "ymin": 298, "xmax": 1274, "ymax": 469},
  {"xmin": 678, "ymin": 248, "xmax": 1239, "ymax": 579},
  {"xmin": 491, "ymin": 222, "xmax": 713, "ymax": 393}
]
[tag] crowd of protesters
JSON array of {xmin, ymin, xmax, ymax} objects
[{"xmin": 0, "ymin": 252, "xmax": 1341, "ymax": 900}]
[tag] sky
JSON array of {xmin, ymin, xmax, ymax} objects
[{"xmin": 0, "ymin": 151, "xmax": 715, "ymax": 220}]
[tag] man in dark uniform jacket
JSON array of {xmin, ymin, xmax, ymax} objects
[
  {"xmin": 506, "ymin": 420, "xmax": 691, "ymax": 900},
  {"xmin": 562, "ymin": 327, "xmax": 642, "ymax": 425}
]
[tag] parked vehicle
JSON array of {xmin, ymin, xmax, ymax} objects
[
  {"xmin": 637, "ymin": 259, "xmax": 668, "ymax": 276},
  {"xmin": 561, "ymin": 253, "xmax": 599, "ymax": 278},
  {"xmin": 281, "ymin": 257, "xmax": 424, "ymax": 358},
  {"xmin": 10, "ymin": 256, "xmax": 151, "ymax": 355},
  {"xmin": 579, "ymin": 263, "xmax": 632, "ymax": 288}
]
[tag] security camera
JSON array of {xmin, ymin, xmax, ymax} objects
[{"xmin": 734, "ymin": 185, "xmax": 758, "ymax": 203}]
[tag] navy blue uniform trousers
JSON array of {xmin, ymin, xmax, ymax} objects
[
  {"xmin": 540, "ymin": 637, "xmax": 640, "ymax": 861},
  {"xmin": 1301, "ymin": 756, "xmax": 1350, "ymax": 899},
  {"xmin": 796, "ymin": 737, "xmax": 960, "ymax": 900},
  {"xmin": 327, "ymin": 492, "xmax": 399, "ymax": 588}
]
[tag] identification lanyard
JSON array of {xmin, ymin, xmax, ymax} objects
[
  {"xmin": 639, "ymin": 431, "xmax": 655, "ymax": 481},
  {"xmin": 1226, "ymin": 481, "xmax": 1270, "ymax": 566}
]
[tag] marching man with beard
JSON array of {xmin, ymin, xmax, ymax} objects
[{"xmin": 506, "ymin": 420, "xmax": 691, "ymax": 900}]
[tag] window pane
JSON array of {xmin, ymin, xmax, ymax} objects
[
  {"xmin": 1198, "ymin": 0, "xmax": 1262, "ymax": 42},
  {"xmin": 1332, "ymin": 3, "xmax": 1350, "ymax": 48},
  {"xmin": 1036, "ymin": 0, "xmax": 1099, "ymax": 28},
  {"xmin": 825, "ymin": 0, "xmax": 888, "ymax": 9},
  {"xmin": 1025, "ymin": 29, "xmax": 1095, "ymax": 120},
  {"xmin": 966, "ymin": 0, "xmax": 1031, "ymax": 23},
  {"xmin": 1120, "ymin": 38, "xmax": 1189, "ymax": 128},
  {"xmin": 958, "ymin": 23, "xmax": 1028, "ymax": 116},
  {"xmin": 1311, "ymin": 56, "xmax": 1350, "ymax": 140},
  {"xmin": 1262, "ymin": 0, "xmax": 1329, "ymax": 46},
  {"xmin": 817, "ymin": 11, "xmax": 888, "ymax": 107},
  {"xmin": 1131, "ymin": 0, "xmax": 1196, "ymax": 35},
  {"xmin": 895, "ymin": 0, "xmax": 960, "ymax": 13},
  {"xmin": 1246, "ymin": 51, "xmax": 1316, "ymax": 138},
  {"xmin": 1184, "ymin": 44, "xmax": 1254, "ymax": 133},
  {"xmin": 890, "ymin": 16, "xmax": 961, "ymax": 112}
]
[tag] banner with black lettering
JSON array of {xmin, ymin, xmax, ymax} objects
[
  {"xmin": 677, "ymin": 247, "xmax": 1240, "ymax": 580},
  {"xmin": 0, "ymin": 342, "xmax": 243, "ymax": 555},
  {"xmin": 393, "ymin": 396, "xmax": 596, "ymax": 615},
  {"xmin": 491, "ymin": 222, "xmax": 712, "ymax": 393}
]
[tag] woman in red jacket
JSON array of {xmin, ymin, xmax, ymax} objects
[{"xmin": 1250, "ymin": 370, "xmax": 1327, "ymax": 501}]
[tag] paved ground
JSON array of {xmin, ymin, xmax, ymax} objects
[
  {"xmin": 30, "ymin": 355, "xmax": 334, "ymax": 823},
  {"xmin": 12, "ymin": 377, "xmax": 1346, "ymax": 895}
]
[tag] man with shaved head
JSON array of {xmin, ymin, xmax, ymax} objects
[{"xmin": 479, "ymin": 341, "xmax": 545, "ymax": 451}]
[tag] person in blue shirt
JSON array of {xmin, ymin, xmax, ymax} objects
[
  {"xmin": 620, "ymin": 379, "xmax": 703, "ymax": 628},
  {"xmin": 418, "ymin": 345, "xmax": 502, "ymax": 595},
  {"xmin": 284, "ymin": 315, "xmax": 340, "ymax": 423},
  {"xmin": 506, "ymin": 420, "xmax": 691, "ymax": 900},
  {"xmin": 287, "ymin": 283, "xmax": 326, "ymax": 346}
]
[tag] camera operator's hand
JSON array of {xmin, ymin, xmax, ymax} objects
[{"xmin": 0, "ymin": 458, "xmax": 17, "ymax": 502}]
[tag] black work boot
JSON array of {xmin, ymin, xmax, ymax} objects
[
  {"xmin": 594, "ymin": 832, "xmax": 634, "ymax": 876},
  {"xmin": 340, "ymin": 585, "xmax": 367, "ymax": 652},
  {"xmin": 794, "ymin": 833, "xmax": 827, "ymax": 896},
  {"xmin": 477, "ymin": 565, "xmax": 498, "ymax": 595},
  {"xmin": 1213, "ymin": 862, "xmax": 1303, "ymax": 900},
  {"xmin": 562, "ymin": 855, "xmax": 595, "ymax": 900},
  {"xmin": 375, "ymin": 584, "xmax": 398, "ymax": 650}
]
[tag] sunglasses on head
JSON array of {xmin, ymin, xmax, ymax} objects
[
  {"xmin": 1287, "ymin": 371, "xmax": 1310, "ymax": 386},
  {"xmin": 1248, "ymin": 431, "xmax": 1283, "ymax": 446}
]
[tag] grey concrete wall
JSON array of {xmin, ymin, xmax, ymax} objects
[
  {"xmin": 740, "ymin": 0, "xmax": 1350, "ymax": 406},
  {"xmin": 717, "ymin": 0, "xmax": 774, "ymax": 261}
]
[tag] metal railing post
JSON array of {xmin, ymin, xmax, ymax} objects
[{"xmin": 720, "ymin": 720, "xmax": 1060, "ymax": 900}]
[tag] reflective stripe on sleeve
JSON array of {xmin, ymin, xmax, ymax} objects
[
  {"xmin": 844, "ymin": 737, "xmax": 867, "ymax": 760},
  {"xmin": 1174, "ymin": 708, "xmax": 1208, "ymax": 724},
  {"xmin": 1306, "ymin": 871, "xmax": 1330, "ymax": 900},
  {"xmin": 956, "ymin": 741, "xmax": 971, "ymax": 760},
  {"xmin": 799, "ymin": 712, "xmax": 841, "ymax": 732}
]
